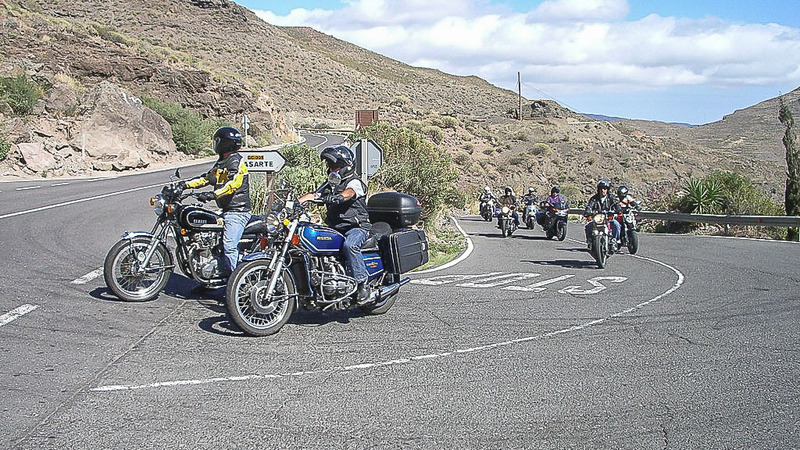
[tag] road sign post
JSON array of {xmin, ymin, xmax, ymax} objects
[
  {"xmin": 350, "ymin": 139, "xmax": 383, "ymax": 184},
  {"xmin": 240, "ymin": 149, "xmax": 286, "ymax": 173}
]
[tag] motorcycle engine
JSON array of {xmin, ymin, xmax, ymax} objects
[
  {"xmin": 187, "ymin": 232, "xmax": 223, "ymax": 280},
  {"xmin": 310, "ymin": 256, "xmax": 356, "ymax": 303}
]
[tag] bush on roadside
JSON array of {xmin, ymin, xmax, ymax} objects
[
  {"xmin": 0, "ymin": 74, "xmax": 45, "ymax": 116},
  {"xmin": 141, "ymin": 96, "xmax": 227, "ymax": 156}
]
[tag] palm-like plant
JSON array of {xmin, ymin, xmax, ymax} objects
[{"xmin": 681, "ymin": 177, "xmax": 724, "ymax": 214}]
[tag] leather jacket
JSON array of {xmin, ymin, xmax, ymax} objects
[{"xmin": 185, "ymin": 152, "xmax": 251, "ymax": 213}]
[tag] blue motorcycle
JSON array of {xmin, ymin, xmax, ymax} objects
[{"xmin": 225, "ymin": 186, "xmax": 428, "ymax": 336}]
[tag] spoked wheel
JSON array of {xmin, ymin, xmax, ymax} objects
[
  {"xmin": 627, "ymin": 230, "xmax": 639, "ymax": 254},
  {"xmin": 592, "ymin": 235, "xmax": 607, "ymax": 268},
  {"xmin": 226, "ymin": 260, "xmax": 296, "ymax": 336},
  {"xmin": 103, "ymin": 237, "xmax": 172, "ymax": 302}
]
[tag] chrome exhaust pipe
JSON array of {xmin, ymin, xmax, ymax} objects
[{"xmin": 377, "ymin": 277, "xmax": 411, "ymax": 300}]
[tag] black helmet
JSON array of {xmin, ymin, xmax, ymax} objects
[
  {"xmin": 505, "ymin": 186, "xmax": 513, "ymax": 195},
  {"xmin": 320, "ymin": 145, "xmax": 354, "ymax": 176},
  {"xmin": 551, "ymin": 185, "xmax": 560, "ymax": 195},
  {"xmin": 212, "ymin": 127, "xmax": 243, "ymax": 156},
  {"xmin": 597, "ymin": 179, "xmax": 610, "ymax": 192},
  {"xmin": 617, "ymin": 185, "xmax": 629, "ymax": 199}
]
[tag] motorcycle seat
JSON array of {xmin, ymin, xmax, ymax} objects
[
  {"xmin": 363, "ymin": 221, "xmax": 392, "ymax": 252},
  {"xmin": 243, "ymin": 214, "xmax": 266, "ymax": 235}
]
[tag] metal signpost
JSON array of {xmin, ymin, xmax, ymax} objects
[
  {"xmin": 350, "ymin": 139, "xmax": 383, "ymax": 184},
  {"xmin": 241, "ymin": 114, "xmax": 250, "ymax": 148}
]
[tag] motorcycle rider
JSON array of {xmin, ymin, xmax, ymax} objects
[
  {"xmin": 537, "ymin": 185, "xmax": 568, "ymax": 225},
  {"xmin": 616, "ymin": 185, "xmax": 640, "ymax": 241},
  {"xmin": 584, "ymin": 180, "xmax": 621, "ymax": 248},
  {"xmin": 478, "ymin": 186, "xmax": 498, "ymax": 216},
  {"xmin": 497, "ymin": 186, "xmax": 520, "ymax": 228},
  {"xmin": 522, "ymin": 187, "xmax": 538, "ymax": 207},
  {"xmin": 298, "ymin": 146, "xmax": 372, "ymax": 304},
  {"xmin": 180, "ymin": 126, "xmax": 251, "ymax": 278}
]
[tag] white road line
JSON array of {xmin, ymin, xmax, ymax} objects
[
  {"xmin": 71, "ymin": 268, "xmax": 103, "ymax": 285},
  {"xmin": 51, "ymin": 182, "xmax": 70, "ymax": 187},
  {"xmin": 90, "ymin": 245, "xmax": 686, "ymax": 393},
  {"xmin": 0, "ymin": 304, "xmax": 39, "ymax": 328},
  {"xmin": 16, "ymin": 185, "xmax": 41, "ymax": 191},
  {"xmin": 413, "ymin": 216, "xmax": 473, "ymax": 274},
  {"xmin": 0, "ymin": 182, "xmax": 162, "ymax": 220}
]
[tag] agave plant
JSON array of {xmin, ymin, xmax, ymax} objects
[{"xmin": 680, "ymin": 177, "xmax": 724, "ymax": 214}]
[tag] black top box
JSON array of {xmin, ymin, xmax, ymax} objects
[{"xmin": 367, "ymin": 192, "xmax": 422, "ymax": 229}]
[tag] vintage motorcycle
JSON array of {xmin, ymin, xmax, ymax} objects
[
  {"xmin": 522, "ymin": 198, "xmax": 539, "ymax": 230},
  {"xmin": 103, "ymin": 170, "xmax": 269, "ymax": 302},
  {"xmin": 225, "ymin": 182, "xmax": 428, "ymax": 336},
  {"xmin": 480, "ymin": 198, "xmax": 496, "ymax": 221},
  {"xmin": 617, "ymin": 207, "xmax": 639, "ymax": 254},
  {"xmin": 498, "ymin": 205, "xmax": 517, "ymax": 237},
  {"xmin": 541, "ymin": 200, "xmax": 569, "ymax": 241},
  {"xmin": 586, "ymin": 213, "xmax": 616, "ymax": 268}
]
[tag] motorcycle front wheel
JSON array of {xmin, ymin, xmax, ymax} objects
[
  {"xmin": 104, "ymin": 237, "xmax": 172, "ymax": 302},
  {"xmin": 226, "ymin": 259, "xmax": 296, "ymax": 336},
  {"xmin": 556, "ymin": 223, "xmax": 567, "ymax": 241},
  {"xmin": 592, "ymin": 234, "xmax": 607, "ymax": 268},
  {"xmin": 627, "ymin": 230, "xmax": 639, "ymax": 254}
]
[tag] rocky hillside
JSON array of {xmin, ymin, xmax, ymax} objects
[{"xmin": 0, "ymin": 0, "xmax": 793, "ymax": 203}]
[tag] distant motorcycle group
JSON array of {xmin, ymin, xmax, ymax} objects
[{"xmin": 477, "ymin": 181, "xmax": 641, "ymax": 268}]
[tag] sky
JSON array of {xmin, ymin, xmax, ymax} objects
[{"xmin": 236, "ymin": 0, "xmax": 800, "ymax": 124}]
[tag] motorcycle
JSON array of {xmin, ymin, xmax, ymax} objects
[
  {"xmin": 616, "ymin": 207, "xmax": 639, "ymax": 254},
  {"xmin": 480, "ymin": 198, "xmax": 496, "ymax": 221},
  {"xmin": 103, "ymin": 169, "xmax": 270, "ymax": 302},
  {"xmin": 498, "ymin": 205, "xmax": 517, "ymax": 237},
  {"xmin": 522, "ymin": 199, "xmax": 539, "ymax": 230},
  {"xmin": 225, "ymin": 182, "xmax": 428, "ymax": 336},
  {"xmin": 541, "ymin": 200, "xmax": 569, "ymax": 241},
  {"xmin": 586, "ymin": 213, "xmax": 616, "ymax": 268}
]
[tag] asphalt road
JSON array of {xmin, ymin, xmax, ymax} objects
[{"xmin": 1, "ymin": 166, "xmax": 799, "ymax": 449}]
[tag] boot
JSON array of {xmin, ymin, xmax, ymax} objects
[{"xmin": 355, "ymin": 282, "xmax": 370, "ymax": 305}]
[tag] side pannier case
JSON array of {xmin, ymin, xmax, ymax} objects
[{"xmin": 367, "ymin": 192, "xmax": 429, "ymax": 274}]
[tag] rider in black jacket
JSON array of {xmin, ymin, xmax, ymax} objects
[
  {"xmin": 181, "ymin": 126, "xmax": 251, "ymax": 277},
  {"xmin": 299, "ymin": 146, "xmax": 372, "ymax": 303},
  {"xmin": 584, "ymin": 180, "xmax": 621, "ymax": 247}
]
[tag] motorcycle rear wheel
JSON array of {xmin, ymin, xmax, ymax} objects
[
  {"xmin": 592, "ymin": 235, "xmax": 607, "ymax": 268},
  {"xmin": 104, "ymin": 237, "xmax": 171, "ymax": 302},
  {"xmin": 226, "ymin": 259, "xmax": 296, "ymax": 336},
  {"xmin": 360, "ymin": 274, "xmax": 399, "ymax": 315},
  {"xmin": 627, "ymin": 230, "xmax": 639, "ymax": 254}
]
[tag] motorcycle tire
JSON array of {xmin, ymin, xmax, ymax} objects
[
  {"xmin": 556, "ymin": 223, "xmax": 567, "ymax": 241},
  {"xmin": 104, "ymin": 237, "xmax": 172, "ymax": 302},
  {"xmin": 627, "ymin": 230, "xmax": 639, "ymax": 255},
  {"xmin": 360, "ymin": 274, "xmax": 400, "ymax": 315},
  {"xmin": 501, "ymin": 221, "xmax": 509, "ymax": 237},
  {"xmin": 545, "ymin": 229, "xmax": 554, "ymax": 239},
  {"xmin": 592, "ymin": 235, "xmax": 607, "ymax": 269},
  {"xmin": 226, "ymin": 259, "xmax": 296, "ymax": 336}
]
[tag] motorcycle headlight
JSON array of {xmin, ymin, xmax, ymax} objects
[
  {"xmin": 593, "ymin": 213, "xmax": 605, "ymax": 224},
  {"xmin": 502, "ymin": 206, "xmax": 510, "ymax": 214},
  {"xmin": 151, "ymin": 193, "xmax": 166, "ymax": 216},
  {"xmin": 265, "ymin": 212, "xmax": 281, "ymax": 235}
]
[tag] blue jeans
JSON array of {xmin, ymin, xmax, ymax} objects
[
  {"xmin": 222, "ymin": 211, "xmax": 251, "ymax": 275},
  {"xmin": 342, "ymin": 227, "xmax": 369, "ymax": 284}
]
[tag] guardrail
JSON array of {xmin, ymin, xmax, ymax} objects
[{"xmin": 564, "ymin": 209, "xmax": 800, "ymax": 227}]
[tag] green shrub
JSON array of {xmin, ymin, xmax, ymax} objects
[
  {"xmin": 0, "ymin": 137, "xmax": 10, "ymax": 161},
  {"xmin": 421, "ymin": 125, "xmax": 444, "ymax": 143},
  {"xmin": 141, "ymin": 96, "xmax": 227, "ymax": 155},
  {"xmin": 679, "ymin": 177, "xmax": 724, "ymax": 214},
  {"xmin": 440, "ymin": 116, "xmax": 460, "ymax": 129},
  {"xmin": 351, "ymin": 122, "xmax": 458, "ymax": 223},
  {"xmin": 530, "ymin": 142, "xmax": 551, "ymax": 156},
  {"xmin": 0, "ymin": 74, "xmax": 45, "ymax": 116}
]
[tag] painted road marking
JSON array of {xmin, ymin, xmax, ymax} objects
[
  {"xmin": 559, "ymin": 276, "xmax": 627, "ymax": 295},
  {"xmin": 0, "ymin": 182, "xmax": 162, "ymax": 220},
  {"xmin": 71, "ymin": 268, "xmax": 103, "ymax": 285},
  {"xmin": 0, "ymin": 304, "xmax": 39, "ymax": 328},
  {"xmin": 504, "ymin": 274, "xmax": 576, "ymax": 292},
  {"xmin": 51, "ymin": 182, "xmax": 70, "ymax": 187},
  {"xmin": 89, "ymin": 254, "xmax": 685, "ymax": 393},
  {"xmin": 16, "ymin": 186, "xmax": 41, "ymax": 191},
  {"xmin": 457, "ymin": 272, "xmax": 541, "ymax": 288},
  {"xmin": 412, "ymin": 272, "xmax": 504, "ymax": 286}
]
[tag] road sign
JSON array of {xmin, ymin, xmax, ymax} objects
[
  {"xmin": 240, "ymin": 150, "xmax": 286, "ymax": 172},
  {"xmin": 350, "ymin": 139, "xmax": 383, "ymax": 178}
]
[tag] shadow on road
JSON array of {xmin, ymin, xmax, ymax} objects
[{"xmin": 521, "ymin": 258, "xmax": 598, "ymax": 269}]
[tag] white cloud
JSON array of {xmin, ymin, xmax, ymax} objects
[{"xmin": 251, "ymin": 0, "xmax": 800, "ymax": 121}]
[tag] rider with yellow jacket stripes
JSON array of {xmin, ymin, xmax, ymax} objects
[{"xmin": 180, "ymin": 126, "xmax": 251, "ymax": 277}]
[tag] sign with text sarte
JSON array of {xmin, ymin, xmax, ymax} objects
[{"xmin": 240, "ymin": 150, "xmax": 286, "ymax": 172}]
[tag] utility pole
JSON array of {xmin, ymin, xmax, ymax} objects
[{"xmin": 518, "ymin": 72, "xmax": 522, "ymax": 121}]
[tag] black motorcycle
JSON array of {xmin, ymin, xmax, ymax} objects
[
  {"xmin": 480, "ymin": 198, "xmax": 496, "ymax": 221},
  {"xmin": 541, "ymin": 200, "xmax": 568, "ymax": 241},
  {"xmin": 103, "ymin": 170, "xmax": 269, "ymax": 302},
  {"xmin": 616, "ymin": 207, "xmax": 639, "ymax": 254},
  {"xmin": 586, "ymin": 213, "xmax": 616, "ymax": 268},
  {"xmin": 225, "ymin": 184, "xmax": 428, "ymax": 336}
]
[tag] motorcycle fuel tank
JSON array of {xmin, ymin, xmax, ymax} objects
[
  {"xmin": 179, "ymin": 205, "xmax": 223, "ymax": 231},
  {"xmin": 298, "ymin": 224, "xmax": 345, "ymax": 255}
]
